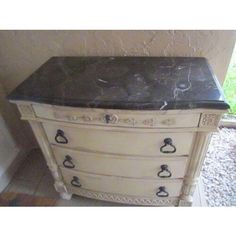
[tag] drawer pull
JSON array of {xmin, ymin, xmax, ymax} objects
[
  {"xmin": 156, "ymin": 186, "xmax": 169, "ymax": 197},
  {"xmin": 160, "ymin": 138, "xmax": 176, "ymax": 153},
  {"xmin": 55, "ymin": 129, "xmax": 68, "ymax": 144},
  {"xmin": 105, "ymin": 114, "xmax": 111, "ymax": 124},
  {"xmin": 71, "ymin": 176, "xmax": 81, "ymax": 188},
  {"xmin": 63, "ymin": 155, "xmax": 75, "ymax": 169},
  {"xmin": 104, "ymin": 114, "xmax": 118, "ymax": 124},
  {"xmin": 157, "ymin": 165, "xmax": 172, "ymax": 178}
]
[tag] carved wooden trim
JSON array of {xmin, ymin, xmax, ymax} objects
[
  {"xmin": 68, "ymin": 187, "xmax": 179, "ymax": 206},
  {"xmin": 15, "ymin": 102, "xmax": 224, "ymax": 206},
  {"xmin": 178, "ymin": 199, "xmax": 192, "ymax": 206},
  {"xmin": 29, "ymin": 121, "xmax": 69, "ymax": 196},
  {"xmin": 199, "ymin": 113, "xmax": 221, "ymax": 128},
  {"xmin": 44, "ymin": 112, "xmax": 197, "ymax": 128},
  {"xmin": 142, "ymin": 118, "xmax": 155, "ymax": 126},
  {"xmin": 96, "ymin": 115, "xmax": 169, "ymax": 127},
  {"xmin": 32, "ymin": 104, "xmax": 205, "ymax": 128},
  {"xmin": 180, "ymin": 132, "xmax": 211, "ymax": 204},
  {"xmin": 17, "ymin": 104, "xmax": 35, "ymax": 118},
  {"xmin": 161, "ymin": 118, "xmax": 175, "ymax": 126},
  {"xmin": 118, "ymin": 118, "xmax": 138, "ymax": 126},
  {"xmin": 54, "ymin": 113, "xmax": 93, "ymax": 122},
  {"xmin": 54, "ymin": 112, "xmax": 162, "ymax": 127}
]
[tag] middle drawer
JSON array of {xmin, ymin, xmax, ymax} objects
[
  {"xmin": 43, "ymin": 123, "xmax": 195, "ymax": 156},
  {"xmin": 52, "ymin": 146, "xmax": 188, "ymax": 179}
]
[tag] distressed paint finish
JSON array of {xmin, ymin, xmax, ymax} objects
[
  {"xmin": 12, "ymin": 101, "xmax": 227, "ymax": 206},
  {"xmin": 6, "ymin": 54, "xmax": 230, "ymax": 206}
]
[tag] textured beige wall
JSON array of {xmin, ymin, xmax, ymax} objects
[
  {"xmin": 0, "ymin": 30, "xmax": 235, "ymax": 93},
  {"xmin": 0, "ymin": 82, "xmax": 30, "ymax": 191},
  {"xmin": 0, "ymin": 82, "xmax": 19, "ymax": 166},
  {"xmin": 0, "ymin": 81, "xmax": 31, "ymax": 150}
]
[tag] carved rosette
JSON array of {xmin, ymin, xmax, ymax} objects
[
  {"xmin": 200, "ymin": 113, "xmax": 221, "ymax": 128},
  {"xmin": 17, "ymin": 104, "xmax": 35, "ymax": 118},
  {"xmin": 119, "ymin": 118, "xmax": 137, "ymax": 126},
  {"xmin": 161, "ymin": 118, "xmax": 175, "ymax": 126},
  {"xmin": 142, "ymin": 118, "xmax": 155, "ymax": 126},
  {"xmin": 54, "ymin": 113, "xmax": 93, "ymax": 123},
  {"xmin": 68, "ymin": 115, "xmax": 92, "ymax": 122}
]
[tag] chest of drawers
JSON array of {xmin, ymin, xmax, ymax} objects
[{"xmin": 8, "ymin": 57, "xmax": 229, "ymax": 206}]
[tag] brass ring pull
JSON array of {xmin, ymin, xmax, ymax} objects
[
  {"xmin": 103, "ymin": 114, "xmax": 118, "ymax": 124},
  {"xmin": 105, "ymin": 114, "xmax": 112, "ymax": 124},
  {"xmin": 157, "ymin": 165, "xmax": 172, "ymax": 178},
  {"xmin": 160, "ymin": 138, "xmax": 176, "ymax": 153}
]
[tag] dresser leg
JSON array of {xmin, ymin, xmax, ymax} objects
[
  {"xmin": 179, "ymin": 132, "xmax": 211, "ymax": 207},
  {"xmin": 178, "ymin": 198, "xmax": 193, "ymax": 206},
  {"xmin": 29, "ymin": 121, "xmax": 71, "ymax": 201},
  {"xmin": 60, "ymin": 192, "xmax": 72, "ymax": 200}
]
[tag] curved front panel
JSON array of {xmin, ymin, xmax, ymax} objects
[{"xmin": 43, "ymin": 123, "xmax": 195, "ymax": 156}]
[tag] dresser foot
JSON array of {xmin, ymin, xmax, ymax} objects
[
  {"xmin": 60, "ymin": 192, "xmax": 72, "ymax": 200},
  {"xmin": 178, "ymin": 199, "xmax": 192, "ymax": 206}
]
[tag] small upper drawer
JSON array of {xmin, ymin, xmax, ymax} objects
[
  {"xmin": 53, "ymin": 146, "xmax": 188, "ymax": 179},
  {"xmin": 33, "ymin": 104, "xmax": 200, "ymax": 128},
  {"xmin": 43, "ymin": 123, "xmax": 195, "ymax": 156}
]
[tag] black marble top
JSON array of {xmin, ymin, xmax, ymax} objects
[{"xmin": 7, "ymin": 57, "xmax": 229, "ymax": 110}]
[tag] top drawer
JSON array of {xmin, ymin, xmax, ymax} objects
[
  {"xmin": 33, "ymin": 104, "xmax": 200, "ymax": 128},
  {"xmin": 43, "ymin": 123, "xmax": 195, "ymax": 156}
]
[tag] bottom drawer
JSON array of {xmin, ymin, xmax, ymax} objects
[
  {"xmin": 61, "ymin": 168, "xmax": 183, "ymax": 198},
  {"xmin": 66, "ymin": 187, "xmax": 180, "ymax": 206}
]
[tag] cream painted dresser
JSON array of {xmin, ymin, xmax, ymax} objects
[{"xmin": 8, "ymin": 57, "xmax": 229, "ymax": 206}]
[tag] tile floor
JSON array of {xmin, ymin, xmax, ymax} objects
[{"xmin": 3, "ymin": 148, "xmax": 207, "ymax": 206}]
